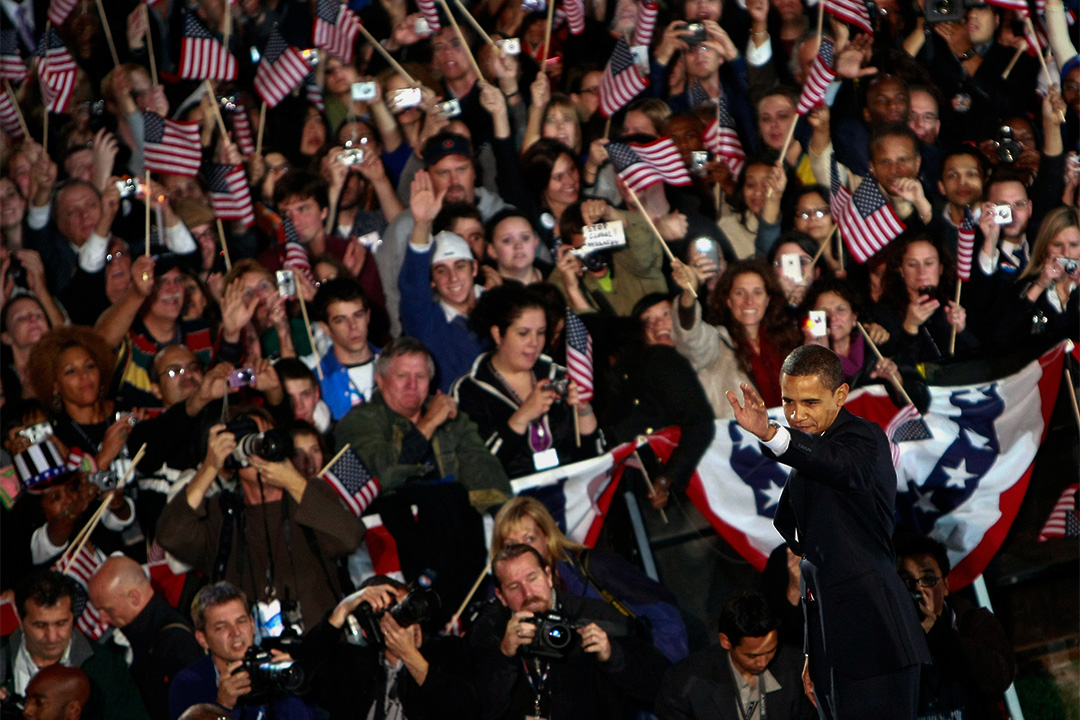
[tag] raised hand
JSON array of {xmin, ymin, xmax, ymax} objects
[{"xmin": 726, "ymin": 382, "xmax": 772, "ymax": 440}]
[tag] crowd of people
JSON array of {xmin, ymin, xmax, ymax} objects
[{"xmin": 1, "ymin": 0, "xmax": 1076, "ymax": 718}]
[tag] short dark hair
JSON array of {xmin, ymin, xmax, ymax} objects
[
  {"xmin": 314, "ymin": 276, "xmax": 368, "ymax": 324},
  {"xmin": 16, "ymin": 570, "xmax": 78, "ymax": 617},
  {"xmin": 985, "ymin": 167, "xmax": 1030, "ymax": 198},
  {"xmin": 781, "ymin": 345, "xmax": 845, "ymax": 391},
  {"xmin": 434, "ymin": 202, "xmax": 483, "ymax": 236},
  {"xmin": 894, "ymin": 532, "xmax": 951, "ymax": 576},
  {"xmin": 718, "ymin": 591, "xmax": 779, "ymax": 646},
  {"xmin": 275, "ymin": 357, "xmax": 318, "ymax": 386},
  {"xmin": 939, "ymin": 145, "xmax": 987, "ymax": 183},
  {"xmin": 273, "ymin": 170, "xmax": 329, "ymax": 210},
  {"xmin": 190, "ymin": 582, "xmax": 248, "ymax": 632},
  {"xmin": 869, "ymin": 123, "xmax": 919, "ymax": 161},
  {"xmin": 492, "ymin": 543, "xmax": 548, "ymax": 589}
]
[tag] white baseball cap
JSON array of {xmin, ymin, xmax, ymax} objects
[{"xmin": 430, "ymin": 230, "xmax": 474, "ymax": 268}]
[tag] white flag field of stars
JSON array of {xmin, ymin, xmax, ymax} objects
[{"xmin": 671, "ymin": 342, "xmax": 1067, "ymax": 591}]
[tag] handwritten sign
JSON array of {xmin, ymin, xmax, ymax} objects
[{"xmin": 580, "ymin": 221, "xmax": 627, "ymax": 253}]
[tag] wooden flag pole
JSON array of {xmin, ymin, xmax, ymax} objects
[
  {"xmin": 3, "ymin": 80, "xmax": 29, "ymax": 139},
  {"xmin": 297, "ymin": 290, "xmax": 324, "ymax": 381},
  {"xmin": 1001, "ymin": 46, "xmax": 1024, "ymax": 80},
  {"xmin": 777, "ymin": 4, "xmax": 822, "ymax": 166},
  {"xmin": 573, "ymin": 408, "xmax": 581, "ymax": 447},
  {"xmin": 857, "ymin": 322, "xmax": 915, "ymax": 407},
  {"xmin": 93, "ymin": 0, "xmax": 121, "ymax": 67},
  {"xmin": 62, "ymin": 444, "xmax": 146, "ymax": 571},
  {"xmin": 948, "ymin": 280, "xmax": 962, "ymax": 354},
  {"xmin": 356, "ymin": 24, "xmax": 417, "ymax": 84},
  {"xmin": 203, "ymin": 80, "xmax": 231, "ymax": 139},
  {"xmin": 222, "ymin": 0, "xmax": 233, "ymax": 57},
  {"xmin": 436, "ymin": 0, "xmax": 484, "ymax": 79},
  {"xmin": 542, "ymin": 0, "xmax": 556, "ymax": 63},
  {"xmin": 452, "ymin": 0, "xmax": 501, "ymax": 52},
  {"xmin": 1064, "ymin": 367, "xmax": 1080, "ymax": 428},
  {"xmin": 255, "ymin": 102, "xmax": 267, "ymax": 157},
  {"xmin": 144, "ymin": 169, "xmax": 152, "ymax": 256},
  {"xmin": 216, "ymin": 218, "xmax": 232, "ymax": 271},
  {"xmin": 1024, "ymin": 16, "xmax": 1065, "ymax": 122},
  {"xmin": 447, "ymin": 560, "xmax": 491, "ymax": 632},
  {"xmin": 631, "ymin": 443, "xmax": 668, "ymax": 524},
  {"xmin": 142, "ymin": 4, "xmax": 158, "ymax": 86},
  {"xmin": 808, "ymin": 227, "xmax": 833, "ymax": 269},
  {"xmin": 317, "ymin": 443, "xmax": 351, "ymax": 477},
  {"xmin": 625, "ymin": 185, "xmax": 696, "ymax": 297}
]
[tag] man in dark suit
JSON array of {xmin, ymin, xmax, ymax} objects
[
  {"xmin": 727, "ymin": 345, "xmax": 929, "ymax": 720},
  {"xmin": 656, "ymin": 590, "xmax": 815, "ymax": 720}
]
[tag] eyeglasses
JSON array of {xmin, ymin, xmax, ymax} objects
[
  {"xmin": 902, "ymin": 575, "xmax": 941, "ymax": 589},
  {"xmin": 161, "ymin": 362, "xmax": 202, "ymax": 379},
  {"xmin": 267, "ymin": 161, "xmax": 290, "ymax": 173},
  {"xmin": 796, "ymin": 208, "xmax": 830, "ymax": 221}
]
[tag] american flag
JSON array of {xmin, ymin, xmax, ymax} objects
[
  {"xmin": 704, "ymin": 96, "xmax": 746, "ymax": 179},
  {"xmin": 632, "ymin": 0, "xmax": 659, "ymax": 47},
  {"xmin": 254, "ymin": 27, "xmax": 310, "ymax": 107},
  {"xmin": 230, "ymin": 105, "xmax": 255, "ymax": 156},
  {"xmin": 687, "ymin": 80, "xmax": 714, "ymax": 109},
  {"xmin": 206, "ymin": 163, "xmax": 255, "ymax": 228},
  {"xmin": 830, "ymin": 155, "xmax": 905, "ymax": 263},
  {"xmin": 36, "ymin": 28, "xmax": 76, "ymax": 114},
  {"xmin": 143, "ymin": 110, "xmax": 203, "ymax": 176},
  {"xmin": 180, "ymin": 12, "xmax": 237, "ymax": 81},
  {"xmin": 323, "ymin": 447, "xmax": 381, "ymax": 516},
  {"xmin": 313, "ymin": 0, "xmax": 361, "ymax": 65},
  {"xmin": 823, "ymin": 0, "xmax": 873, "ymax": 35},
  {"xmin": 416, "ymin": 0, "xmax": 442, "ymax": 34},
  {"xmin": 281, "ymin": 217, "xmax": 315, "ymax": 282},
  {"xmin": 956, "ymin": 211, "xmax": 975, "ymax": 282},
  {"xmin": 1, "ymin": 29, "xmax": 28, "ymax": 83},
  {"xmin": 985, "ymin": 0, "xmax": 1029, "ymax": 13},
  {"xmin": 1038, "ymin": 483, "xmax": 1080, "ymax": 541},
  {"xmin": 0, "ymin": 85, "xmax": 24, "ymax": 140},
  {"xmin": 48, "ymin": 0, "xmax": 78, "ymax": 27},
  {"xmin": 564, "ymin": 0, "xmax": 585, "ymax": 35},
  {"xmin": 598, "ymin": 37, "xmax": 648, "ymax": 118},
  {"xmin": 304, "ymin": 73, "xmax": 326, "ymax": 112},
  {"xmin": 795, "ymin": 37, "xmax": 836, "ymax": 115},
  {"xmin": 564, "ymin": 310, "xmax": 593, "ymax": 402},
  {"xmin": 54, "ymin": 544, "xmax": 110, "ymax": 641},
  {"xmin": 607, "ymin": 136, "xmax": 692, "ymax": 195}
]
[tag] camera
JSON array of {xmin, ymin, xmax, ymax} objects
[
  {"xmin": 805, "ymin": 310, "xmax": 828, "ymax": 339},
  {"xmin": 499, "ymin": 37, "xmax": 521, "ymax": 55},
  {"xmin": 682, "ymin": 22, "xmax": 707, "ymax": 46},
  {"xmin": 910, "ymin": 590, "xmax": 927, "ymax": 621},
  {"xmin": 115, "ymin": 177, "xmax": 142, "ymax": 199},
  {"xmin": 229, "ymin": 367, "xmax": 257, "ymax": 389},
  {"xmin": 235, "ymin": 644, "xmax": 304, "ymax": 703},
  {"xmin": 994, "ymin": 126, "xmax": 1023, "ymax": 165},
  {"xmin": 17, "ymin": 421, "xmax": 53, "ymax": 445},
  {"xmin": 351, "ymin": 81, "xmax": 377, "ymax": 102},
  {"xmin": 547, "ymin": 376, "xmax": 571, "ymax": 398},
  {"xmin": 918, "ymin": 285, "xmax": 937, "ymax": 299},
  {"xmin": 354, "ymin": 587, "xmax": 441, "ymax": 646},
  {"xmin": 337, "ymin": 142, "xmax": 366, "ymax": 167},
  {"xmin": 1058, "ymin": 257, "xmax": 1080, "ymax": 275},
  {"xmin": 276, "ymin": 269, "xmax": 297, "ymax": 298},
  {"xmin": 434, "ymin": 99, "xmax": 461, "ymax": 118},
  {"xmin": 222, "ymin": 417, "xmax": 293, "ymax": 468},
  {"xmin": 389, "ymin": 87, "xmax": 423, "ymax": 112},
  {"xmin": 689, "ymin": 150, "xmax": 709, "ymax": 176},
  {"xmin": 415, "ymin": 16, "xmax": 431, "ymax": 36},
  {"xmin": 925, "ymin": 0, "xmax": 964, "ymax": 23},
  {"xmin": 992, "ymin": 204, "xmax": 1013, "ymax": 225},
  {"xmin": 520, "ymin": 611, "xmax": 575, "ymax": 659}
]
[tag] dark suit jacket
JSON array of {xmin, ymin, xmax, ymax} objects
[
  {"xmin": 655, "ymin": 644, "xmax": 815, "ymax": 720},
  {"xmin": 771, "ymin": 409, "xmax": 929, "ymax": 682}
]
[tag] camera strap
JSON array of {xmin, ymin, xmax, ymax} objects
[
  {"xmin": 578, "ymin": 550, "xmax": 637, "ymax": 621},
  {"xmin": 521, "ymin": 657, "xmax": 551, "ymax": 720},
  {"xmin": 256, "ymin": 474, "xmax": 277, "ymax": 600}
]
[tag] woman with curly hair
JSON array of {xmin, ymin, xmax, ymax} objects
[
  {"xmin": 27, "ymin": 325, "xmax": 136, "ymax": 474},
  {"xmin": 672, "ymin": 258, "xmax": 801, "ymax": 414},
  {"xmin": 872, "ymin": 232, "xmax": 979, "ymax": 364}
]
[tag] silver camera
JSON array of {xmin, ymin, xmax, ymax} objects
[
  {"xmin": 336, "ymin": 146, "xmax": 366, "ymax": 167},
  {"xmin": 434, "ymin": 99, "xmax": 461, "ymax": 118},
  {"xmin": 276, "ymin": 269, "xmax": 297, "ymax": 298},
  {"xmin": 415, "ymin": 17, "xmax": 431, "ymax": 35},
  {"xmin": 499, "ymin": 38, "xmax": 521, "ymax": 55},
  {"xmin": 1058, "ymin": 257, "xmax": 1079, "ymax": 275},
  {"xmin": 351, "ymin": 81, "xmax": 377, "ymax": 102},
  {"xmin": 992, "ymin": 204, "xmax": 1013, "ymax": 225},
  {"xmin": 115, "ymin": 177, "xmax": 142, "ymax": 199},
  {"xmin": 389, "ymin": 87, "xmax": 423, "ymax": 112}
]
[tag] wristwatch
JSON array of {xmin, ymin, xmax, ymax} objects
[{"xmin": 956, "ymin": 48, "xmax": 976, "ymax": 62}]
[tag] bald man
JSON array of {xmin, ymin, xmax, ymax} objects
[
  {"xmin": 177, "ymin": 704, "xmax": 230, "ymax": 720},
  {"xmin": 23, "ymin": 665, "xmax": 91, "ymax": 720},
  {"xmin": 88, "ymin": 558, "xmax": 203, "ymax": 720}
]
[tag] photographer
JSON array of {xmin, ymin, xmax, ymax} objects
[
  {"xmin": 475, "ymin": 544, "xmax": 668, "ymax": 720},
  {"xmin": 302, "ymin": 578, "xmax": 476, "ymax": 720},
  {"xmin": 168, "ymin": 582, "xmax": 311, "ymax": 720},
  {"xmin": 156, "ymin": 409, "xmax": 364, "ymax": 632}
]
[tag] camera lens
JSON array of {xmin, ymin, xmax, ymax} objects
[{"xmin": 545, "ymin": 624, "xmax": 571, "ymax": 648}]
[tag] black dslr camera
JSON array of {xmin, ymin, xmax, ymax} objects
[
  {"xmin": 235, "ymin": 644, "xmax": 305, "ymax": 704},
  {"xmin": 994, "ymin": 126, "xmax": 1024, "ymax": 165},
  {"xmin": 221, "ymin": 417, "xmax": 294, "ymax": 469},
  {"xmin": 924, "ymin": 0, "xmax": 964, "ymax": 23},
  {"xmin": 354, "ymin": 587, "xmax": 442, "ymax": 646},
  {"xmin": 520, "ymin": 610, "xmax": 575, "ymax": 659}
]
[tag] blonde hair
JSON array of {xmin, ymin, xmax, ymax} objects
[
  {"xmin": 1020, "ymin": 206, "xmax": 1080, "ymax": 282},
  {"xmin": 491, "ymin": 496, "xmax": 583, "ymax": 564}
]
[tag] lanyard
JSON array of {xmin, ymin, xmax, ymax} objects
[
  {"xmin": 521, "ymin": 657, "xmax": 550, "ymax": 717},
  {"xmin": 729, "ymin": 663, "xmax": 766, "ymax": 720},
  {"xmin": 489, "ymin": 360, "xmax": 553, "ymax": 452}
]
